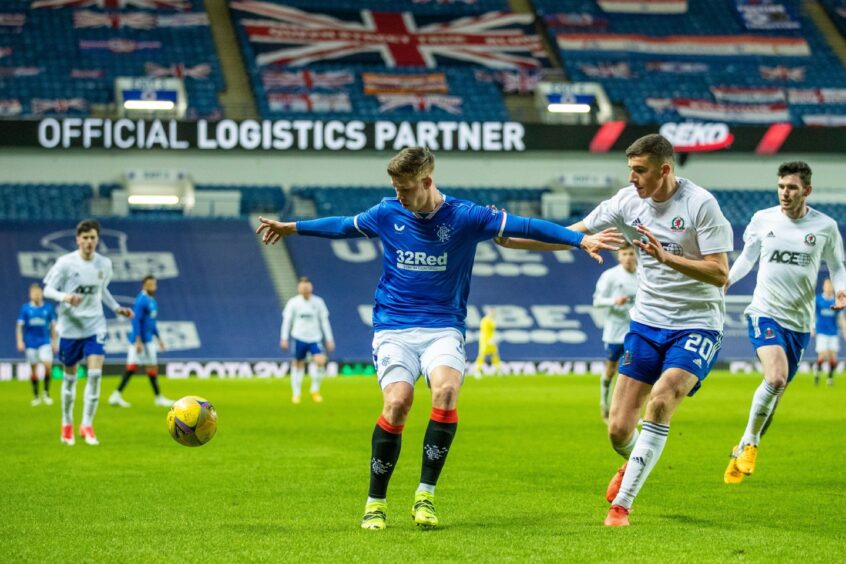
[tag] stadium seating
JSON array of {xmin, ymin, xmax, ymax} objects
[
  {"xmin": 0, "ymin": 0, "xmax": 222, "ymax": 119},
  {"xmin": 196, "ymin": 184, "xmax": 286, "ymax": 215},
  {"xmin": 537, "ymin": 0, "xmax": 846, "ymax": 125},
  {"xmin": 0, "ymin": 183, "xmax": 91, "ymax": 220}
]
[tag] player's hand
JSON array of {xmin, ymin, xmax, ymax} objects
[
  {"xmin": 51, "ymin": 343, "xmax": 58, "ymax": 354},
  {"xmin": 613, "ymin": 295, "xmax": 629, "ymax": 305},
  {"xmin": 117, "ymin": 307, "xmax": 134, "ymax": 319},
  {"xmin": 633, "ymin": 225, "xmax": 667, "ymax": 264},
  {"xmin": 136, "ymin": 340, "xmax": 143, "ymax": 353},
  {"xmin": 256, "ymin": 216, "xmax": 296, "ymax": 245},
  {"xmin": 16, "ymin": 342, "xmax": 24, "ymax": 353},
  {"xmin": 832, "ymin": 290, "xmax": 846, "ymax": 311},
  {"xmin": 325, "ymin": 340, "xmax": 335, "ymax": 353},
  {"xmin": 280, "ymin": 339, "xmax": 289, "ymax": 351},
  {"xmin": 158, "ymin": 340, "xmax": 166, "ymax": 352},
  {"xmin": 65, "ymin": 293, "xmax": 82, "ymax": 306},
  {"xmin": 580, "ymin": 228, "xmax": 625, "ymax": 263}
]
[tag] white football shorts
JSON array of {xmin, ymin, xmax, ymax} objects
[
  {"xmin": 372, "ymin": 327, "xmax": 466, "ymax": 389},
  {"xmin": 815, "ymin": 333, "xmax": 840, "ymax": 354},
  {"xmin": 126, "ymin": 342, "xmax": 158, "ymax": 366},
  {"xmin": 25, "ymin": 344, "xmax": 53, "ymax": 365}
]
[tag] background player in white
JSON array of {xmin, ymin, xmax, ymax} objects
[
  {"xmin": 16, "ymin": 283, "xmax": 57, "ymax": 406},
  {"xmin": 109, "ymin": 275, "xmax": 173, "ymax": 408},
  {"xmin": 499, "ymin": 134, "xmax": 733, "ymax": 526},
  {"xmin": 812, "ymin": 278, "xmax": 846, "ymax": 386},
  {"xmin": 592, "ymin": 245, "xmax": 638, "ymax": 423},
  {"xmin": 256, "ymin": 147, "xmax": 621, "ymax": 531},
  {"xmin": 280, "ymin": 276, "xmax": 334, "ymax": 404},
  {"xmin": 43, "ymin": 219, "xmax": 133, "ymax": 446},
  {"xmin": 723, "ymin": 161, "xmax": 846, "ymax": 484}
]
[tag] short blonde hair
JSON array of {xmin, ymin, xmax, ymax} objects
[{"xmin": 387, "ymin": 147, "xmax": 435, "ymax": 181}]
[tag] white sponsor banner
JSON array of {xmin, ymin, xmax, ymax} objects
[
  {"xmin": 787, "ymin": 88, "xmax": 846, "ymax": 105},
  {"xmin": 598, "ymin": 0, "xmax": 687, "ymax": 13},
  {"xmin": 659, "ymin": 122, "xmax": 734, "ymax": 152},
  {"xmin": 736, "ymin": 3, "xmax": 800, "ymax": 30},
  {"xmin": 711, "ymin": 86, "xmax": 785, "ymax": 104},
  {"xmin": 557, "ymin": 33, "xmax": 811, "ymax": 56},
  {"xmin": 648, "ymin": 98, "xmax": 790, "ymax": 123},
  {"xmin": 802, "ymin": 114, "xmax": 846, "ymax": 127}
]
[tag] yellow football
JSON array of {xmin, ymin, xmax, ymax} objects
[{"xmin": 166, "ymin": 396, "xmax": 218, "ymax": 447}]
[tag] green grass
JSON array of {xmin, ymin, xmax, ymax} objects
[{"xmin": 1, "ymin": 371, "xmax": 844, "ymax": 562}]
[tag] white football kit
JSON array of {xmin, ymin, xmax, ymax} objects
[
  {"xmin": 584, "ymin": 178, "xmax": 734, "ymax": 331},
  {"xmin": 729, "ymin": 206, "xmax": 846, "ymax": 333},
  {"xmin": 593, "ymin": 264, "xmax": 639, "ymax": 344},
  {"xmin": 281, "ymin": 294, "xmax": 334, "ymax": 344},
  {"xmin": 42, "ymin": 251, "xmax": 118, "ymax": 340}
]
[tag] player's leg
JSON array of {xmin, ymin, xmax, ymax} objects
[
  {"xmin": 137, "ymin": 343, "xmax": 172, "ymax": 406},
  {"xmin": 111, "ymin": 342, "xmax": 138, "ymax": 407},
  {"xmin": 826, "ymin": 345, "xmax": 837, "ymax": 386},
  {"xmin": 40, "ymin": 345, "xmax": 54, "ymax": 404},
  {"xmin": 79, "ymin": 336, "xmax": 106, "ymax": 445},
  {"xmin": 413, "ymin": 330, "xmax": 465, "ymax": 528},
  {"xmin": 289, "ymin": 340, "xmax": 306, "ymax": 403},
  {"xmin": 601, "ymin": 343, "xmax": 624, "ymax": 422},
  {"xmin": 490, "ymin": 344, "xmax": 501, "ymax": 374},
  {"xmin": 473, "ymin": 340, "xmax": 487, "ymax": 375},
  {"xmin": 362, "ymin": 331, "xmax": 420, "ymax": 530},
  {"xmin": 58, "ymin": 338, "xmax": 83, "ymax": 445},
  {"xmin": 29, "ymin": 363, "xmax": 41, "ymax": 405},
  {"xmin": 310, "ymin": 350, "xmax": 327, "ymax": 402}
]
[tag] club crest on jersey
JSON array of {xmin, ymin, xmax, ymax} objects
[
  {"xmin": 435, "ymin": 224, "xmax": 452, "ymax": 243},
  {"xmin": 804, "ymin": 233, "xmax": 816, "ymax": 247},
  {"xmin": 670, "ymin": 216, "xmax": 686, "ymax": 232}
]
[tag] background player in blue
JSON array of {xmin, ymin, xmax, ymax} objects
[
  {"xmin": 109, "ymin": 275, "xmax": 173, "ymax": 408},
  {"xmin": 813, "ymin": 278, "xmax": 846, "ymax": 386},
  {"xmin": 16, "ymin": 283, "xmax": 57, "ymax": 406},
  {"xmin": 256, "ymin": 147, "xmax": 622, "ymax": 531}
]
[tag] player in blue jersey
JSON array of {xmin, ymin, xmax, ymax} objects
[
  {"xmin": 813, "ymin": 278, "xmax": 846, "ymax": 386},
  {"xmin": 16, "ymin": 283, "xmax": 58, "ymax": 406},
  {"xmin": 256, "ymin": 147, "xmax": 622, "ymax": 531},
  {"xmin": 109, "ymin": 275, "xmax": 173, "ymax": 407}
]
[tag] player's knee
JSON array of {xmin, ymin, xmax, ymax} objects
[
  {"xmin": 646, "ymin": 393, "xmax": 675, "ymax": 422},
  {"xmin": 767, "ymin": 373, "xmax": 788, "ymax": 388},
  {"xmin": 383, "ymin": 395, "xmax": 412, "ymax": 421},
  {"xmin": 431, "ymin": 380, "xmax": 460, "ymax": 407},
  {"xmin": 608, "ymin": 420, "xmax": 633, "ymax": 446}
]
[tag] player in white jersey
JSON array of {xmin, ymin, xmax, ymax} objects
[
  {"xmin": 280, "ymin": 276, "xmax": 334, "ymax": 404},
  {"xmin": 499, "ymin": 134, "xmax": 733, "ymax": 526},
  {"xmin": 42, "ymin": 219, "xmax": 133, "ymax": 446},
  {"xmin": 593, "ymin": 245, "xmax": 638, "ymax": 423},
  {"xmin": 723, "ymin": 161, "xmax": 846, "ymax": 484}
]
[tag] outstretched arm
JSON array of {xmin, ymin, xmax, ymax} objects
[
  {"xmin": 498, "ymin": 221, "xmax": 590, "ymax": 251},
  {"xmin": 257, "ymin": 215, "xmax": 367, "ymax": 245},
  {"xmin": 500, "ymin": 216, "xmax": 622, "ymax": 263},
  {"xmin": 727, "ymin": 239, "xmax": 760, "ymax": 289}
]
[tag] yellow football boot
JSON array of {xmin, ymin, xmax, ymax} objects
[{"xmin": 411, "ymin": 491, "xmax": 439, "ymax": 529}]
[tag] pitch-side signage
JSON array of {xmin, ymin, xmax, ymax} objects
[{"xmin": 659, "ymin": 122, "xmax": 734, "ymax": 152}]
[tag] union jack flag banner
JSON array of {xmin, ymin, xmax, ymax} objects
[
  {"xmin": 32, "ymin": 0, "xmax": 189, "ymax": 10},
  {"xmin": 0, "ymin": 66, "xmax": 42, "ymax": 77},
  {"xmin": 377, "ymin": 93, "xmax": 463, "ymax": 114},
  {"xmin": 759, "ymin": 65, "xmax": 805, "ymax": 82},
  {"xmin": 145, "ymin": 62, "xmax": 211, "ymax": 79},
  {"xmin": 578, "ymin": 61, "xmax": 633, "ymax": 79},
  {"xmin": 0, "ymin": 99, "xmax": 22, "ymax": 116},
  {"xmin": 79, "ymin": 39, "xmax": 162, "ymax": 52},
  {"xmin": 73, "ymin": 10, "xmax": 207, "ymax": 28},
  {"xmin": 362, "ymin": 71, "xmax": 447, "ymax": 94},
  {"xmin": 261, "ymin": 68, "xmax": 354, "ymax": 89},
  {"xmin": 231, "ymin": 2, "xmax": 546, "ymax": 68},
  {"xmin": 268, "ymin": 92, "xmax": 351, "ymax": 112},
  {"xmin": 30, "ymin": 97, "xmax": 89, "ymax": 115}
]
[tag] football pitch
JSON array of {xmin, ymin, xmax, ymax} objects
[{"xmin": 2, "ymin": 371, "xmax": 844, "ymax": 562}]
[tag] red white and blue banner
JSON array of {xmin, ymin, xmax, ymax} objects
[
  {"xmin": 362, "ymin": 71, "xmax": 447, "ymax": 94},
  {"xmin": 145, "ymin": 62, "xmax": 211, "ymax": 79},
  {"xmin": 578, "ymin": 61, "xmax": 633, "ymax": 78},
  {"xmin": 231, "ymin": 2, "xmax": 546, "ymax": 68},
  {"xmin": 735, "ymin": 1, "xmax": 800, "ymax": 30},
  {"xmin": 79, "ymin": 39, "xmax": 162, "ymax": 52},
  {"xmin": 648, "ymin": 97, "xmax": 790, "ymax": 123},
  {"xmin": 30, "ymin": 98, "xmax": 89, "ymax": 116},
  {"xmin": 73, "ymin": 10, "xmax": 208, "ymax": 28},
  {"xmin": 0, "ymin": 66, "xmax": 41, "ymax": 77},
  {"xmin": 0, "ymin": 13, "xmax": 26, "ymax": 27},
  {"xmin": 0, "ymin": 99, "xmax": 22, "ymax": 116},
  {"xmin": 597, "ymin": 0, "xmax": 687, "ymax": 13},
  {"xmin": 376, "ymin": 93, "xmax": 463, "ymax": 114},
  {"xmin": 787, "ymin": 88, "xmax": 846, "ymax": 105},
  {"xmin": 542, "ymin": 12, "xmax": 608, "ymax": 30},
  {"xmin": 557, "ymin": 33, "xmax": 811, "ymax": 56},
  {"xmin": 32, "ymin": 0, "xmax": 189, "ymax": 10},
  {"xmin": 262, "ymin": 69, "xmax": 354, "ymax": 90},
  {"xmin": 759, "ymin": 65, "xmax": 805, "ymax": 81},
  {"xmin": 268, "ymin": 92, "xmax": 351, "ymax": 112},
  {"xmin": 645, "ymin": 61, "xmax": 709, "ymax": 74},
  {"xmin": 802, "ymin": 114, "xmax": 846, "ymax": 127},
  {"xmin": 711, "ymin": 86, "xmax": 785, "ymax": 104}
]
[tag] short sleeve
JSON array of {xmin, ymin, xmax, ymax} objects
[
  {"xmin": 695, "ymin": 197, "xmax": 734, "ymax": 255},
  {"xmin": 352, "ymin": 202, "xmax": 383, "ymax": 238},
  {"xmin": 48, "ymin": 304, "xmax": 57, "ymax": 322},
  {"xmin": 17, "ymin": 305, "xmax": 26, "ymax": 324},
  {"xmin": 583, "ymin": 192, "xmax": 624, "ymax": 233}
]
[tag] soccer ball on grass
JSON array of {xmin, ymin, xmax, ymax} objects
[{"xmin": 166, "ymin": 396, "xmax": 218, "ymax": 447}]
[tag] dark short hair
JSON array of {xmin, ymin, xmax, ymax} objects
[
  {"xmin": 625, "ymin": 134, "xmax": 675, "ymax": 165},
  {"xmin": 76, "ymin": 219, "xmax": 100, "ymax": 236},
  {"xmin": 29, "ymin": 282, "xmax": 42, "ymax": 290},
  {"xmin": 298, "ymin": 276, "xmax": 310, "ymax": 283},
  {"xmin": 142, "ymin": 275, "xmax": 156, "ymax": 285},
  {"xmin": 778, "ymin": 161, "xmax": 812, "ymax": 187}
]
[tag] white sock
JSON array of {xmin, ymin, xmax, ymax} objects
[
  {"xmin": 600, "ymin": 378, "xmax": 612, "ymax": 410},
  {"xmin": 416, "ymin": 483, "xmax": 435, "ymax": 495},
  {"xmin": 290, "ymin": 365, "xmax": 304, "ymax": 397},
  {"xmin": 612, "ymin": 428, "xmax": 640, "ymax": 459},
  {"xmin": 311, "ymin": 365, "xmax": 324, "ymax": 393},
  {"xmin": 81, "ymin": 369, "xmax": 102, "ymax": 427},
  {"xmin": 740, "ymin": 380, "xmax": 784, "ymax": 447},
  {"xmin": 61, "ymin": 372, "xmax": 77, "ymax": 425},
  {"xmin": 366, "ymin": 496, "xmax": 386, "ymax": 504},
  {"xmin": 613, "ymin": 421, "xmax": 669, "ymax": 509}
]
